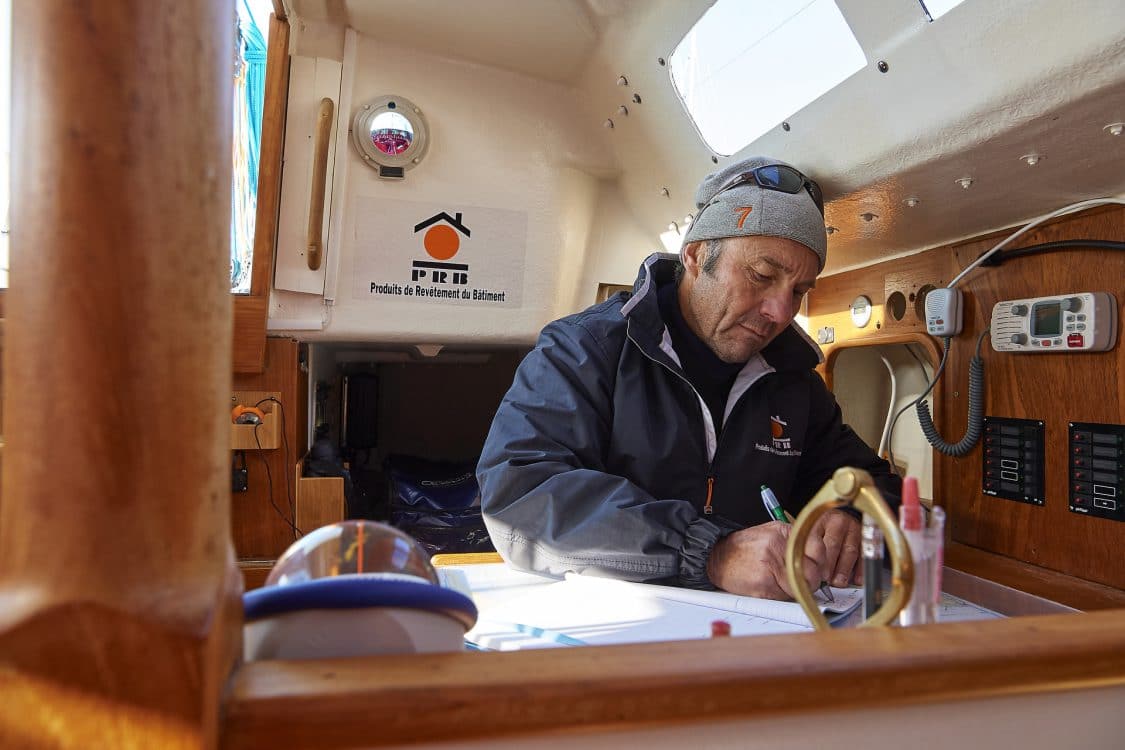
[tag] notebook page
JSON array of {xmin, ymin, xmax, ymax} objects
[
  {"xmin": 562, "ymin": 572, "xmax": 862, "ymax": 627},
  {"xmin": 467, "ymin": 578, "xmax": 809, "ymax": 650}
]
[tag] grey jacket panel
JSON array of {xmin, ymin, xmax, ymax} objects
[{"xmin": 477, "ymin": 254, "xmax": 899, "ymax": 588}]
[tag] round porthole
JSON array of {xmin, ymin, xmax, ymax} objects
[{"xmin": 352, "ymin": 95, "xmax": 430, "ymax": 179}]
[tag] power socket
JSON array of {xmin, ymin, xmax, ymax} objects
[{"xmin": 924, "ymin": 287, "xmax": 963, "ymax": 336}]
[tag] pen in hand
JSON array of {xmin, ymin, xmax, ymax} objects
[{"xmin": 759, "ymin": 485, "xmax": 836, "ymax": 604}]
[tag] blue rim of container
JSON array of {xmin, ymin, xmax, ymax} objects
[{"xmin": 244, "ymin": 576, "xmax": 478, "ymax": 630}]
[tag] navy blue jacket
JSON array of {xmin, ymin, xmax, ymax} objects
[{"xmin": 478, "ymin": 253, "xmax": 900, "ymax": 587}]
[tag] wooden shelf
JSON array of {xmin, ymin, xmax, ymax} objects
[{"xmin": 231, "ymin": 390, "xmax": 281, "ymax": 450}]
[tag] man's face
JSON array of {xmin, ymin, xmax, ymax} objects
[{"xmin": 678, "ymin": 236, "xmax": 819, "ymax": 363}]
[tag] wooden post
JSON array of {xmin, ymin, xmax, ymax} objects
[{"xmin": 0, "ymin": 1, "xmax": 240, "ymax": 747}]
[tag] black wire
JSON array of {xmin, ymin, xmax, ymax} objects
[
  {"xmin": 254, "ymin": 421, "xmax": 300, "ymax": 537},
  {"xmin": 978, "ymin": 239, "xmax": 1125, "ymax": 266},
  {"xmin": 256, "ymin": 396, "xmax": 301, "ymax": 538}
]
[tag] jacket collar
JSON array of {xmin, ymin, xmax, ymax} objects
[{"xmin": 621, "ymin": 253, "xmax": 824, "ymax": 371}]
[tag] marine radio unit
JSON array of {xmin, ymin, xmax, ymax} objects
[{"xmin": 990, "ymin": 292, "xmax": 1118, "ymax": 353}]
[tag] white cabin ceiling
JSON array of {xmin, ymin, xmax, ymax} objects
[
  {"xmin": 285, "ymin": 0, "xmax": 1125, "ymax": 275},
  {"xmin": 286, "ymin": 0, "xmax": 609, "ymax": 83}
]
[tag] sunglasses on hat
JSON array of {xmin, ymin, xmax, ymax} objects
[{"xmin": 713, "ymin": 164, "xmax": 824, "ymax": 216}]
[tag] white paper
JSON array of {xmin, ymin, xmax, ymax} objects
[{"xmin": 562, "ymin": 572, "xmax": 863, "ymax": 627}]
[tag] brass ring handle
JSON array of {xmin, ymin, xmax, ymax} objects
[
  {"xmin": 306, "ymin": 97, "xmax": 335, "ymax": 271},
  {"xmin": 784, "ymin": 467, "xmax": 913, "ymax": 630}
]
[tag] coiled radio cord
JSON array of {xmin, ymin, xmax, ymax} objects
[{"xmin": 916, "ymin": 329, "xmax": 989, "ymax": 456}]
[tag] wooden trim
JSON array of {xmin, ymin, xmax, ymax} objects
[
  {"xmin": 250, "ymin": 14, "xmax": 289, "ymax": 298},
  {"xmin": 946, "ymin": 543, "xmax": 1125, "ymax": 612},
  {"xmin": 233, "ymin": 13, "xmax": 291, "ymax": 374},
  {"xmin": 305, "ymin": 98, "xmax": 334, "ymax": 271},
  {"xmin": 431, "ymin": 552, "xmax": 505, "ymax": 566},
  {"xmin": 224, "ymin": 609, "xmax": 1125, "ymax": 749}
]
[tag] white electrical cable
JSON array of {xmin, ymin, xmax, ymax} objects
[
  {"xmin": 947, "ymin": 197, "xmax": 1125, "ymax": 288},
  {"xmin": 876, "ymin": 354, "xmax": 897, "ymax": 458}
]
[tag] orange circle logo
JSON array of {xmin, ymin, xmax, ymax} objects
[
  {"xmin": 423, "ymin": 225, "xmax": 460, "ymax": 260},
  {"xmin": 770, "ymin": 419, "xmax": 784, "ymax": 439}
]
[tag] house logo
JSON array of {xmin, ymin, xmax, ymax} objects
[
  {"xmin": 411, "ymin": 212, "xmax": 471, "ymax": 285},
  {"xmin": 769, "ymin": 415, "xmax": 791, "ymax": 450},
  {"xmin": 754, "ymin": 413, "xmax": 801, "ymax": 457},
  {"xmin": 359, "ymin": 196, "xmax": 520, "ymax": 306}
]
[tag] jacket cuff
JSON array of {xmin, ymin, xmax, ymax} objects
[{"xmin": 678, "ymin": 515, "xmax": 741, "ymax": 589}]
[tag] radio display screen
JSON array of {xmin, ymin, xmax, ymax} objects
[{"xmin": 1031, "ymin": 301, "xmax": 1062, "ymax": 337}]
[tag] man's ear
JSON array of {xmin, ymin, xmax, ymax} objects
[{"xmin": 681, "ymin": 241, "xmax": 705, "ymax": 278}]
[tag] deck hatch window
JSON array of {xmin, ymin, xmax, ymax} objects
[{"xmin": 669, "ymin": 0, "xmax": 866, "ymax": 156}]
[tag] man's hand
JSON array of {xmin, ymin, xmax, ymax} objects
[
  {"xmin": 809, "ymin": 509, "xmax": 863, "ymax": 588},
  {"xmin": 706, "ymin": 521, "xmax": 824, "ymax": 599},
  {"xmin": 705, "ymin": 510, "xmax": 862, "ymax": 599}
]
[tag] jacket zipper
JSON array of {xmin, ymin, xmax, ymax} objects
[{"xmin": 627, "ymin": 329, "xmax": 723, "ymax": 516}]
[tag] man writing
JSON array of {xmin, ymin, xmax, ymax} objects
[{"xmin": 477, "ymin": 156, "xmax": 900, "ymax": 599}]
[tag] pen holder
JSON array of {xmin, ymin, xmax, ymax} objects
[{"xmin": 785, "ymin": 468, "xmax": 913, "ymax": 631}]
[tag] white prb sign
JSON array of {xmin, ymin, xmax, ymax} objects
[{"xmin": 352, "ymin": 196, "xmax": 527, "ymax": 307}]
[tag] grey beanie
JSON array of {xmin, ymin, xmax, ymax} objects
[{"xmin": 682, "ymin": 156, "xmax": 827, "ymax": 270}]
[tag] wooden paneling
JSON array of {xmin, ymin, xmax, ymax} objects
[
  {"xmin": 232, "ymin": 294, "xmax": 269, "ymax": 374},
  {"xmin": 232, "ymin": 337, "xmax": 305, "ymax": 559},
  {"xmin": 807, "ymin": 248, "xmax": 954, "ymax": 350},
  {"xmin": 224, "ymin": 609, "xmax": 1125, "ymax": 749},
  {"xmin": 809, "ymin": 206, "xmax": 1125, "ymax": 589},
  {"xmin": 944, "ymin": 206, "xmax": 1124, "ymax": 587},
  {"xmin": 232, "ymin": 14, "xmax": 290, "ymax": 374}
]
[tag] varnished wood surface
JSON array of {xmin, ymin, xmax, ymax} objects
[
  {"xmin": 809, "ymin": 206, "xmax": 1125, "ymax": 589},
  {"xmin": 807, "ymin": 249, "xmax": 954, "ymax": 342},
  {"xmin": 233, "ymin": 337, "xmax": 305, "ymax": 559},
  {"xmin": 240, "ymin": 561, "xmax": 275, "ymax": 592},
  {"xmin": 232, "ymin": 14, "xmax": 290, "ymax": 374},
  {"xmin": 946, "ymin": 543, "xmax": 1125, "ymax": 612},
  {"xmin": 431, "ymin": 551, "xmax": 505, "ymax": 566},
  {"xmin": 295, "ymin": 469, "xmax": 345, "ymax": 535},
  {"xmin": 233, "ymin": 295, "xmax": 269, "ymax": 375},
  {"xmin": 943, "ymin": 207, "xmax": 1125, "ymax": 588},
  {"xmin": 224, "ymin": 609, "xmax": 1125, "ymax": 750},
  {"xmin": 1, "ymin": 1, "xmax": 241, "ymax": 745}
]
